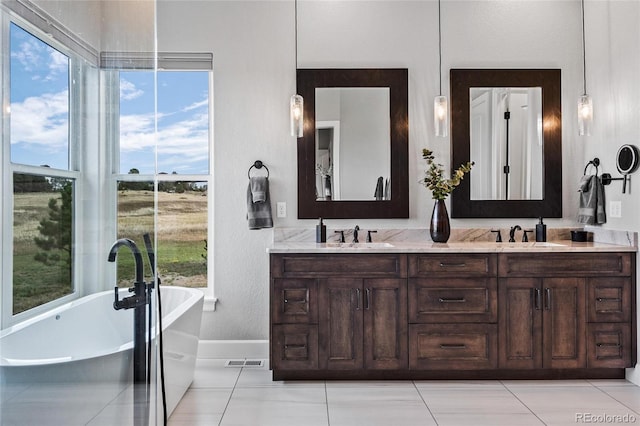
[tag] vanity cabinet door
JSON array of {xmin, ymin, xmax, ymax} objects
[
  {"xmin": 499, "ymin": 277, "xmax": 587, "ymax": 369},
  {"xmin": 318, "ymin": 278, "xmax": 408, "ymax": 370},
  {"xmin": 319, "ymin": 278, "xmax": 364, "ymax": 370},
  {"xmin": 363, "ymin": 279, "xmax": 408, "ymax": 370},
  {"xmin": 499, "ymin": 278, "xmax": 542, "ymax": 369},
  {"xmin": 543, "ymin": 278, "xmax": 587, "ymax": 369}
]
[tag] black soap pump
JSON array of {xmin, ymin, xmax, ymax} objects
[
  {"xmin": 316, "ymin": 218, "xmax": 327, "ymax": 243},
  {"xmin": 536, "ymin": 217, "xmax": 547, "ymax": 242}
]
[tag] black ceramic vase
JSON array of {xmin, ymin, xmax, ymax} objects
[{"xmin": 430, "ymin": 199, "xmax": 450, "ymax": 243}]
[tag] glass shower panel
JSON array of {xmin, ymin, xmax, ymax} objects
[{"xmin": 0, "ymin": 0, "xmax": 158, "ymax": 425}]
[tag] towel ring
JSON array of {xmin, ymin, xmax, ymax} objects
[
  {"xmin": 583, "ymin": 158, "xmax": 600, "ymax": 176},
  {"xmin": 248, "ymin": 160, "xmax": 269, "ymax": 179}
]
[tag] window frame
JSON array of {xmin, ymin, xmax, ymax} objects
[{"xmin": 1, "ymin": 14, "xmax": 85, "ymax": 327}]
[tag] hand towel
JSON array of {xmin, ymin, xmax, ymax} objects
[
  {"xmin": 247, "ymin": 176, "xmax": 273, "ymax": 229},
  {"xmin": 577, "ymin": 174, "xmax": 606, "ymax": 225},
  {"xmin": 250, "ymin": 176, "xmax": 267, "ymax": 203},
  {"xmin": 374, "ymin": 176, "xmax": 384, "ymax": 200}
]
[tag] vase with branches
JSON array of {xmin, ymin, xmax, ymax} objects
[{"xmin": 421, "ymin": 149, "xmax": 473, "ymax": 242}]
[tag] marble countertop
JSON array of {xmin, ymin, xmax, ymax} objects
[{"xmin": 267, "ymin": 240, "xmax": 637, "ymax": 254}]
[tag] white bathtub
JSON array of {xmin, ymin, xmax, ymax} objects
[{"xmin": 0, "ymin": 286, "xmax": 203, "ymax": 416}]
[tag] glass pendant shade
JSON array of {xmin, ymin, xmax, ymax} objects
[
  {"xmin": 290, "ymin": 94, "xmax": 304, "ymax": 137},
  {"xmin": 434, "ymin": 95, "xmax": 448, "ymax": 137},
  {"xmin": 577, "ymin": 94, "xmax": 593, "ymax": 136}
]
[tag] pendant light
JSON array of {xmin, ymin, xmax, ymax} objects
[
  {"xmin": 578, "ymin": 0, "xmax": 592, "ymax": 136},
  {"xmin": 290, "ymin": 0, "xmax": 304, "ymax": 137},
  {"xmin": 434, "ymin": 0, "xmax": 448, "ymax": 137}
]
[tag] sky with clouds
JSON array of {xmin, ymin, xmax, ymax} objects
[{"xmin": 9, "ymin": 23, "xmax": 209, "ymax": 176}]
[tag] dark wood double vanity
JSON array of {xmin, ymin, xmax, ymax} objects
[{"xmin": 269, "ymin": 245, "xmax": 636, "ymax": 380}]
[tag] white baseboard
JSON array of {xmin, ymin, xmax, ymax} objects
[
  {"xmin": 198, "ymin": 340, "xmax": 269, "ymax": 359},
  {"xmin": 626, "ymin": 365, "xmax": 640, "ymax": 385}
]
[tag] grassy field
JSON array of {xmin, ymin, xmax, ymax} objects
[{"xmin": 13, "ymin": 189, "xmax": 207, "ymax": 314}]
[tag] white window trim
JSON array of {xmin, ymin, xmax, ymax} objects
[{"xmin": 0, "ymin": 14, "xmax": 88, "ymax": 327}]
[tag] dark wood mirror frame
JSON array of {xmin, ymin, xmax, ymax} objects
[
  {"xmin": 297, "ymin": 68, "xmax": 409, "ymax": 219},
  {"xmin": 450, "ymin": 68, "xmax": 562, "ymax": 218}
]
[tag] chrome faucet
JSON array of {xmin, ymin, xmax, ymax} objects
[
  {"xmin": 509, "ymin": 225, "xmax": 522, "ymax": 243},
  {"xmin": 353, "ymin": 225, "xmax": 360, "ymax": 243}
]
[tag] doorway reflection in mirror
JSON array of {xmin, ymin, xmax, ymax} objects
[
  {"xmin": 470, "ymin": 87, "xmax": 543, "ymax": 201},
  {"xmin": 315, "ymin": 87, "xmax": 391, "ymax": 201}
]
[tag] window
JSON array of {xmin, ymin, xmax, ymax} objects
[
  {"xmin": 2, "ymin": 21, "xmax": 80, "ymax": 318},
  {"xmin": 115, "ymin": 70, "xmax": 212, "ymax": 291}
]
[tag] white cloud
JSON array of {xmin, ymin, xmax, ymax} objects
[
  {"xmin": 11, "ymin": 37, "xmax": 68, "ymax": 82},
  {"xmin": 120, "ymin": 106, "xmax": 209, "ymax": 173},
  {"xmin": 10, "ymin": 90, "xmax": 69, "ymax": 153},
  {"xmin": 120, "ymin": 79, "xmax": 144, "ymax": 101}
]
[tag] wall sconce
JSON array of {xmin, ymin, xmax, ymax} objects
[
  {"xmin": 434, "ymin": 0, "xmax": 448, "ymax": 137},
  {"xmin": 578, "ymin": 0, "xmax": 592, "ymax": 136},
  {"xmin": 290, "ymin": 0, "xmax": 303, "ymax": 137}
]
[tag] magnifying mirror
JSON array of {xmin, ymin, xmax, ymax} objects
[
  {"xmin": 616, "ymin": 144, "xmax": 639, "ymax": 193},
  {"xmin": 603, "ymin": 144, "xmax": 639, "ymax": 193}
]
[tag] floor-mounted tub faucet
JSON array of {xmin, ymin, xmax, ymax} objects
[{"xmin": 107, "ymin": 238, "xmax": 150, "ymax": 426}]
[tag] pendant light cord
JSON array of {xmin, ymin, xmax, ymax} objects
[
  {"xmin": 581, "ymin": 0, "xmax": 587, "ymax": 95},
  {"xmin": 294, "ymin": 0, "xmax": 298, "ymax": 70},
  {"xmin": 438, "ymin": 0, "xmax": 442, "ymax": 96}
]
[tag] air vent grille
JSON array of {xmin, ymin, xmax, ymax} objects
[{"xmin": 224, "ymin": 359, "xmax": 265, "ymax": 368}]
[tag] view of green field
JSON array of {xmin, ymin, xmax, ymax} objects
[{"xmin": 12, "ymin": 189, "xmax": 207, "ymax": 314}]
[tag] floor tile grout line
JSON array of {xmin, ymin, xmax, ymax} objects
[
  {"xmin": 592, "ymin": 383, "xmax": 640, "ymax": 418},
  {"xmin": 324, "ymin": 381, "xmax": 331, "ymax": 426},
  {"xmin": 216, "ymin": 365, "xmax": 243, "ymax": 426},
  {"xmin": 499, "ymin": 380, "xmax": 549, "ymax": 426},
  {"xmin": 412, "ymin": 380, "xmax": 440, "ymax": 426}
]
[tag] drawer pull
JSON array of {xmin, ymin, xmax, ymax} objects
[
  {"xmin": 596, "ymin": 343, "xmax": 621, "ymax": 348},
  {"xmin": 284, "ymin": 344, "xmax": 307, "ymax": 349},
  {"xmin": 440, "ymin": 344, "xmax": 467, "ymax": 349},
  {"xmin": 439, "ymin": 262, "xmax": 467, "ymax": 268},
  {"xmin": 596, "ymin": 297, "xmax": 622, "ymax": 302},
  {"xmin": 438, "ymin": 297, "xmax": 466, "ymax": 303},
  {"xmin": 284, "ymin": 299, "xmax": 307, "ymax": 304}
]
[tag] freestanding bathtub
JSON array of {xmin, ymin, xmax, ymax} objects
[{"xmin": 0, "ymin": 286, "xmax": 203, "ymax": 416}]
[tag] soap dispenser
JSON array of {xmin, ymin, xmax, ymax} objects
[
  {"xmin": 316, "ymin": 218, "xmax": 327, "ymax": 243},
  {"xmin": 536, "ymin": 217, "xmax": 547, "ymax": 242}
]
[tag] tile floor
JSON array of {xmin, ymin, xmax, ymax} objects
[
  {"xmin": 2, "ymin": 360, "xmax": 640, "ymax": 425},
  {"xmin": 169, "ymin": 359, "xmax": 640, "ymax": 426}
]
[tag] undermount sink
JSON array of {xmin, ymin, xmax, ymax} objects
[
  {"xmin": 530, "ymin": 242, "xmax": 566, "ymax": 247},
  {"xmin": 325, "ymin": 242, "xmax": 394, "ymax": 248}
]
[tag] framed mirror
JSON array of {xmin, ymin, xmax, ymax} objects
[
  {"xmin": 450, "ymin": 69, "xmax": 562, "ymax": 218},
  {"xmin": 297, "ymin": 68, "xmax": 409, "ymax": 219}
]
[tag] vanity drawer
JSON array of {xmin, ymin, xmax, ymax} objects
[
  {"xmin": 409, "ymin": 254, "xmax": 497, "ymax": 277},
  {"xmin": 272, "ymin": 324, "xmax": 319, "ymax": 370},
  {"xmin": 409, "ymin": 324, "xmax": 497, "ymax": 370},
  {"xmin": 408, "ymin": 278, "xmax": 497, "ymax": 323},
  {"xmin": 588, "ymin": 278, "xmax": 631, "ymax": 323},
  {"xmin": 271, "ymin": 279, "xmax": 318, "ymax": 324},
  {"xmin": 587, "ymin": 323, "xmax": 632, "ymax": 368},
  {"xmin": 499, "ymin": 253, "xmax": 632, "ymax": 277},
  {"xmin": 271, "ymin": 254, "xmax": 407, "ymax": 278}
]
